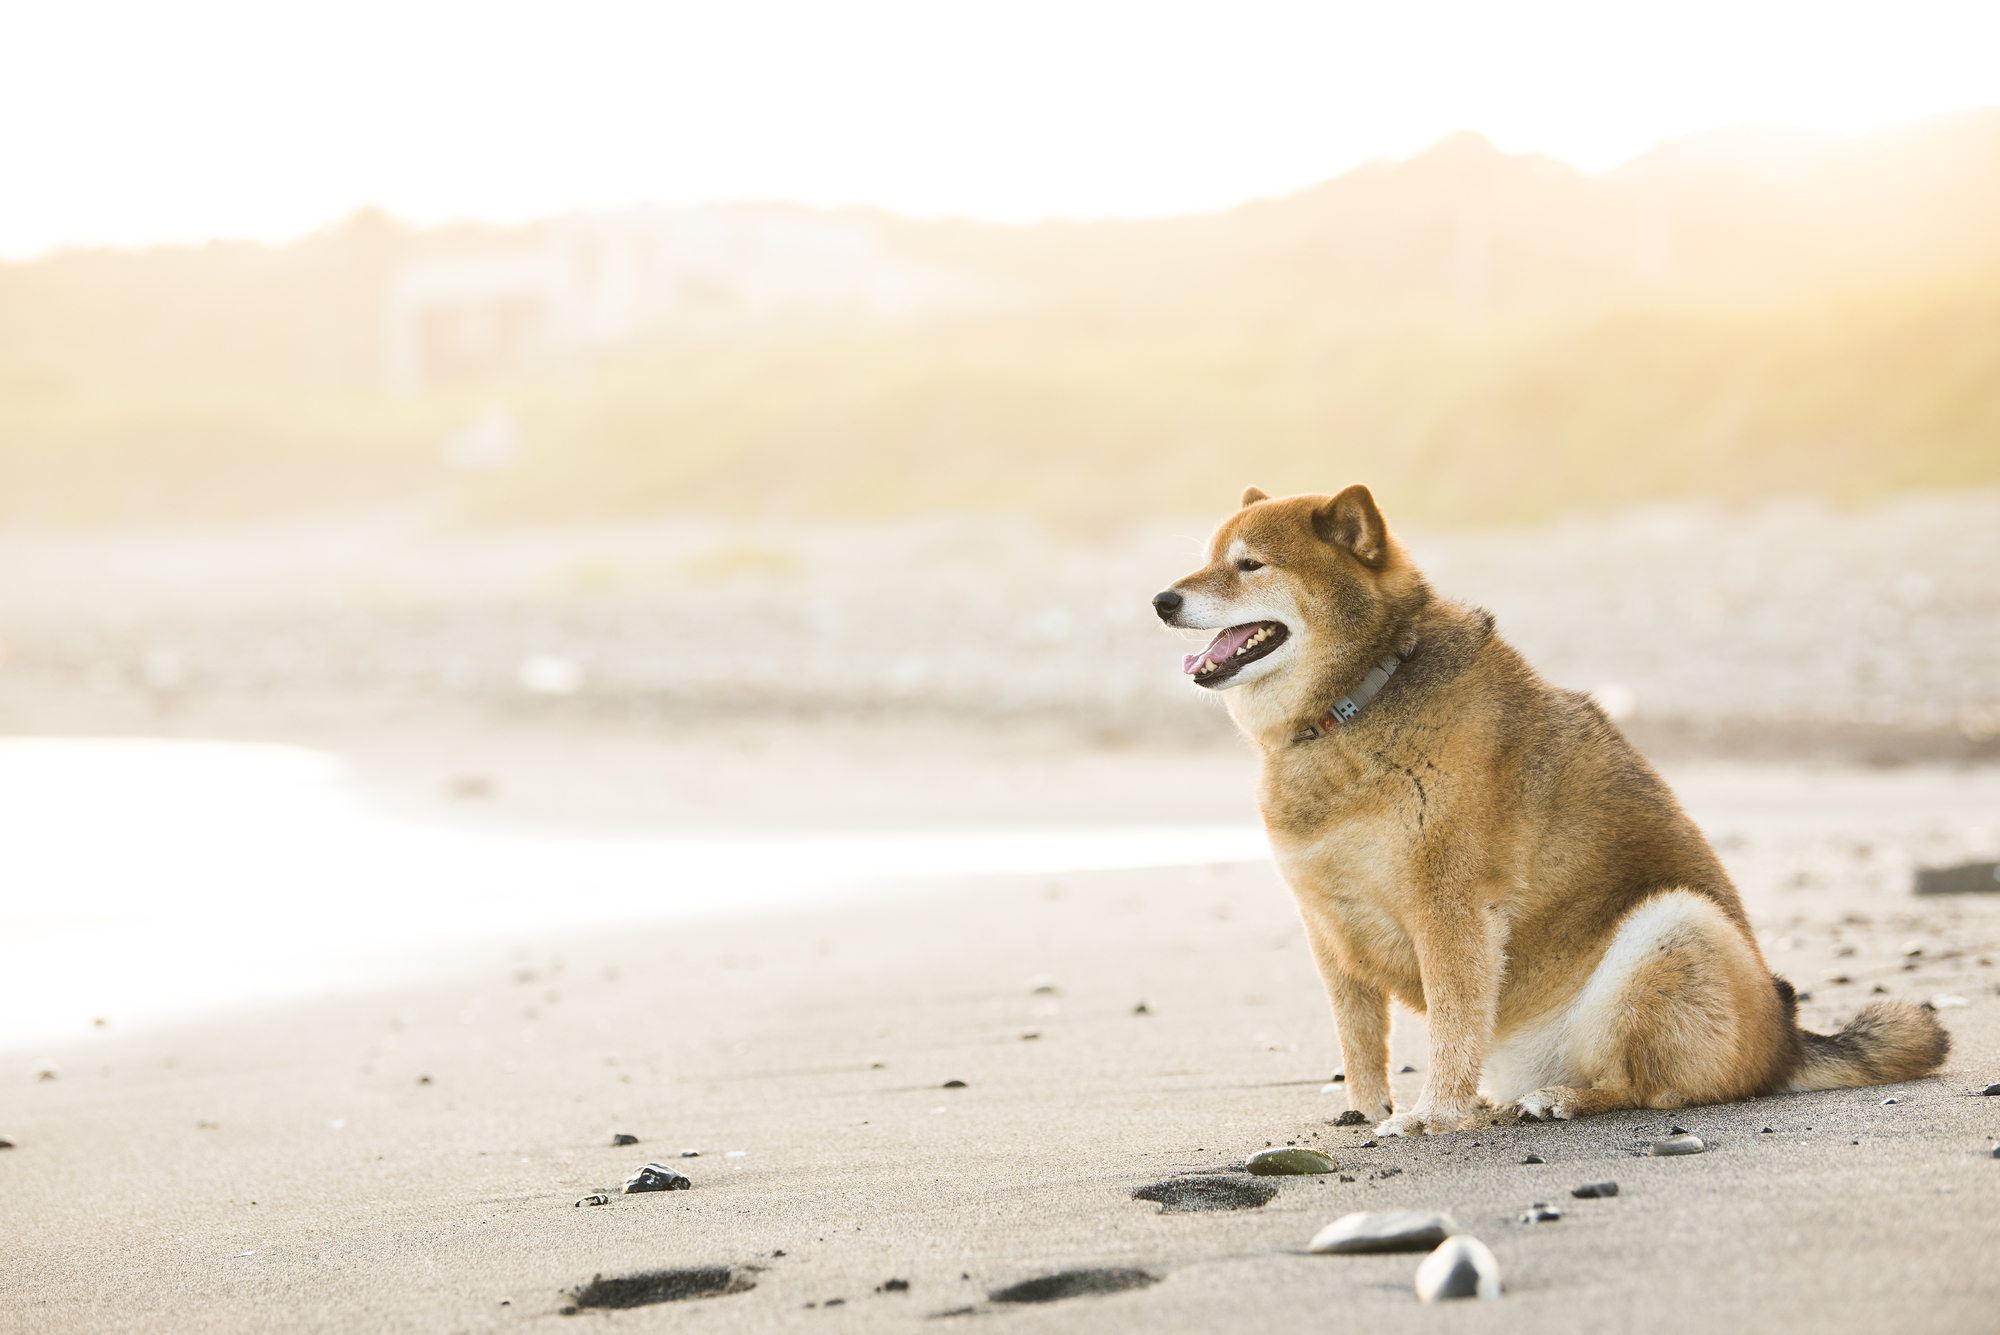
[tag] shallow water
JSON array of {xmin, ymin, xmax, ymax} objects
[{"xmin": 0, "ymin": 738, "xmax": 1270, "ymax": 1052}]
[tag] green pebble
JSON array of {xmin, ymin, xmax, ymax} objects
[{"xmin": 1246, "ymin": 1147, "xmax": 1337, "ymax": 1176}]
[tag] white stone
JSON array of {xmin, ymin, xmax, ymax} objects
[
  {"xmin": 1415, "ymin": 1236, "xmax": 1503, "ymax": 1302},
  {"xmin": 1309, "ymin": 1210, "xmax": 1458, "ymax": 1254}
]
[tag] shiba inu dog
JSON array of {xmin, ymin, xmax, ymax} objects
[{"xmin": 1153, "ymin": 484, "xmax": 1950, "ymax": 1135}]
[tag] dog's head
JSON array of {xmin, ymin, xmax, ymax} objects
[{"xmin": 1153, "ymin": 484, "xmax": 1424, "ymax": 719}]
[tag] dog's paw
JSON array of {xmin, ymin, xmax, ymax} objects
[
  {"xmin": 1375, "ymin": 1111, "xmax": 1430, "ymax": 1138},
  {"xmin": 1375, "ymin": 1102, "xmax": 1476, "ymax": 1137},
  {"xmin": 1515, "ymin": 1088, "xmax": 1572, "ymax": 1122},
  {"xmin": 1346, "ymin": 1087, "xmax": 1395, "ymax": 1121}
]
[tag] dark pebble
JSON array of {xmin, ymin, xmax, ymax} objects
[
  {"xmin": 1334, "ymin": 1110, "xmax": 1369, "ymax": 1127},
  {"xmin": 680, "ymin": 1150, "xmax": 700, "ymax": 1157},
  {"xmin": 1329, "ymin": 1072, "xmax": 1345, "ymax": 1082},
  {"xmin": 1761, "ymin": 1127, "xmax": 1773, "ymax": 1133},
  {"xmin": 1522, "ymin": 1154, "xmax": 1544, "ymax": 1164},
  {"xmin": 1133, "ymin": 1002, "xmax": 1152, "ymax": 1016},
  {"xmin": 1982, "ymin": 1084, "xmax": 2000, "ymax": 1096},
  {"xmin": 1399, "ymin": 1065, "xmax": 1418, "ymax": 1073},
  {"xmin": 623, "ymin": 1163, "xmax": 693, "ymax": 1193},
  {"xmin": 942, "ymin": 1080, "xmax": 968, "ymax": 1089},
  {"xmin": 416, "ymin": 1075, "xmax": 433, "ymax": 1085},
  {"xmin": 575, "ymin": 1194, "xmax": 612, "ymax": 1208},
  {"xmin": 825, "ymin": 1298, "xmax": 845, "ymax": 1306},
  {"xmin": 1571, "ymin": 1181, "xmax": 1619, "ymax": 1198},
  {"xmin": 1518, "ymin": 1207, "xmax": 1562, "ymax": 1223},
  {"xmin": 1670, "ymin": 1125, "xmax": 1690, "ymax": 1134},
  {"xmin": 612, "ymin": 1133, "xmax": 640, "ymax": 1146},
  {"xmin": 1359, "ymin": 1140, "xmax": 1378, "ymax": 1148},
  {"xmin": 0, "ymin": 1139, "xmax": 13, "ymax": 1149},
  {"xmin": 878, "ymin": 1279, "xmax": 910, "ymax": 1292}
]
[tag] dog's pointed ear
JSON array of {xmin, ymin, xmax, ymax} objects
[
  {"xmin": 1240, "ymin": 486, "xmax": 1269, "ymax": 508},
  {"xmin": 1312, "ymin": 485, "xmax": 1388, "ymax": 568}
]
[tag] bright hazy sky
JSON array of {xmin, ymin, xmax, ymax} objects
[{"xmin": 3, "ymin": 0, "xmax": 1998, "ymax": 258}]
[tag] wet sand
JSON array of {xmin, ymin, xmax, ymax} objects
[{"xmin": 4, "ymin": 744, "xmax": 1998, "ymax": 1333}]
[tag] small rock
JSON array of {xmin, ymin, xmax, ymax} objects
[
  {"xmin": 1359, "ymin": 1139, "xmax": 1378, "ymax": 1148},
  {"xmin": 0, "ymin": 1138, "xmax": 14, "ymax": 1149},
  {"xmin": 1414, "ymin": 1236, "xmax": 1502, "ymax": 1302},
  {"xmin": 1398, "ymin": 1065, "xmax": 1418, "ymax": 1073},
  {"xmin": 1026, "ymin": 974, "xmax": 1058, "ymax": 995},
  {"xmin": 1309, "ymin": 1210, "xmax": 1458, "ymax": 1254},
  {"xmin": 623, "ymin": 1163, "xmax": 692, "ymax": 1193},
  {"xmin": 1670, "ymin": 1125, "xmax": 1690, "ymax": 1134},
  {"xmin": 942, "ymin": 1080, "xmax": 968, "ymax": 1089},
  {"xmin": 1982, "ymin": 1084, "xmax": 2000, "ymax": 1096},
  {"xmin": 1822, "ymin": 971, "xmax": 1851, "ymax": 984},
  {"xmin": 1570, "ymin": 1181, "xmax": 1618, "ymax": 1198},
  {"xmin": 1518, "ymin": 1207, "xmax": 1561, "ymax": 1223},
  {"xmin": 680, "ymin": 1149, "xmax": 700, "ymax": 1157},
  {"xmin": 878, "ymin": 1278, "xmax": 909, "ymax": 1292},
  {"xmin": 1020, "ymin": 1031, "xmax": 1041, "ymax": 1041},
  {"xmin": 1521, "ymin": 1154, "xmax": 1544, "ymax": 1164},
  {"xmin": 1761, "ymin": 1127, "xmax": 1773, "ymax": 1133},
  {"xmin": 416, "ymin": 1075, "xmax": 433, "ymax": 1085},
  {"xmin": 574, "ymin": 1194, "xmax": 612, "ymax": 1207},
  {"xmin": 1133, "ymin": 1002, "xmax": 1151, "ymax": 1016},
  {"xmin": 1246, "ymin": 1147, "xmax": 1337, "ymax": 1176},
  {"xmin": 612, "ymin": 1133, "xmax": 640, "ymax": 1146},
  {"xmin": 1991, "ymin": 1147, "xmax": 2000, "ymax": 1159},
  {"xmin": 1649, "ymin": 1134, "xmax": 1705, "ymax": 1156},
  {"xmin": 1327, "ymin": 1072, "xmax": 1345, "ymax": 1082},
  {"xmin": 1333, "ymin": 1110, "xmax": 1369, "ymax": 1127},
  {"xmin": 1881, "ymin": 1097, "xmax": 1900, "ymax": 1106}
]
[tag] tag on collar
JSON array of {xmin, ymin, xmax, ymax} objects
[{"xmin": 1291, "ymin": 654, "xmax": 1402, "ymax": 743}]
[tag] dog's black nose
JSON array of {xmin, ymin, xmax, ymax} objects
[{"xmin": 1151, "ymin": 589, "xmax": 1183, "ymax": 621}]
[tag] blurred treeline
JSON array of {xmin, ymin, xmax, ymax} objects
[{"xmin": 2, "ymin": 112, "xmax": 1997, "ymax": 529}]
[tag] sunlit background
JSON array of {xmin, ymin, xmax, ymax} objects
[{"xmin": 2, "ymin": 0, "xmax": 1998, "ymax": 1046}]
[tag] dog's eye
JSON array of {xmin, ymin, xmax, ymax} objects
[{"xmin": 1236, "ymin": 558, "xmax": 1265, "ymax": 572}]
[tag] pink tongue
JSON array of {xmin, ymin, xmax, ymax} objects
[{"xmin": 1183, "ymin": 624, "xmax": 1259, "ymax": 675}]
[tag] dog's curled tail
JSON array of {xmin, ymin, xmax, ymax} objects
[{"xmin": 1785, "ymin": 993, "xmax": 1951, "ymax": 1092}]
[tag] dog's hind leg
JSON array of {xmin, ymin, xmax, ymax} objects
[
  {"xmin": 1516, "ymin": 1084, "xmax": 1649, "ymax": 1122},
  {"xmin": 1519, "ymin": 889, "xmax": 1787, "ymax": 1121}
]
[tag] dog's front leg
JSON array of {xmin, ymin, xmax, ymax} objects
[
  {"xmin": 1377, "ymin": 903, "xmax": 1502, "ymax": 1137},
  {"xmin": 1326, "ymin": 969, "xmax": 1394, "ymax": 1120}
]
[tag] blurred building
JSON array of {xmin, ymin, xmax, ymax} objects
[{"xmin": 383, "ymin": 206, "xmax": 975, "ymax": 390}]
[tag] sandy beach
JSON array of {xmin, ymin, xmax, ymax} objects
[{"xmin": 4, "ymin": 725, "xmax": 1998, "ymax": 1334}]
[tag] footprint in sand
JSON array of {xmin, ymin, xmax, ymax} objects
[
  {"xmin": 561, "ymin": 1267, "xmax": 754, "ymax": 1312},
  {"xmin": 1130, "ymin": 1176, "xmax": 1277, "ymax": 1213},
  {"xmin": 988, "ymin": 1269, "xmax": 1159, "ymax": 1303}
]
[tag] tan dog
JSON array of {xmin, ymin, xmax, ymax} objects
[{"xmin": 1154, "ymin": 484, "xmax": 1950, "ymax": 1135}]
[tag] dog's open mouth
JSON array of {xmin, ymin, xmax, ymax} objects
[{"xmin": 1183, "ymin": 621, "xmax": 1288, "ymax": 687}]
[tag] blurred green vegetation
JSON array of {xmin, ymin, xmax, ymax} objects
[
  {"xmin": 455, "ymin": 276, "xmax": 2000, "ymax": 529},
  {"xmin": 3, "ymin": 123, "xmax": 1998, "ymax": 529}
]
